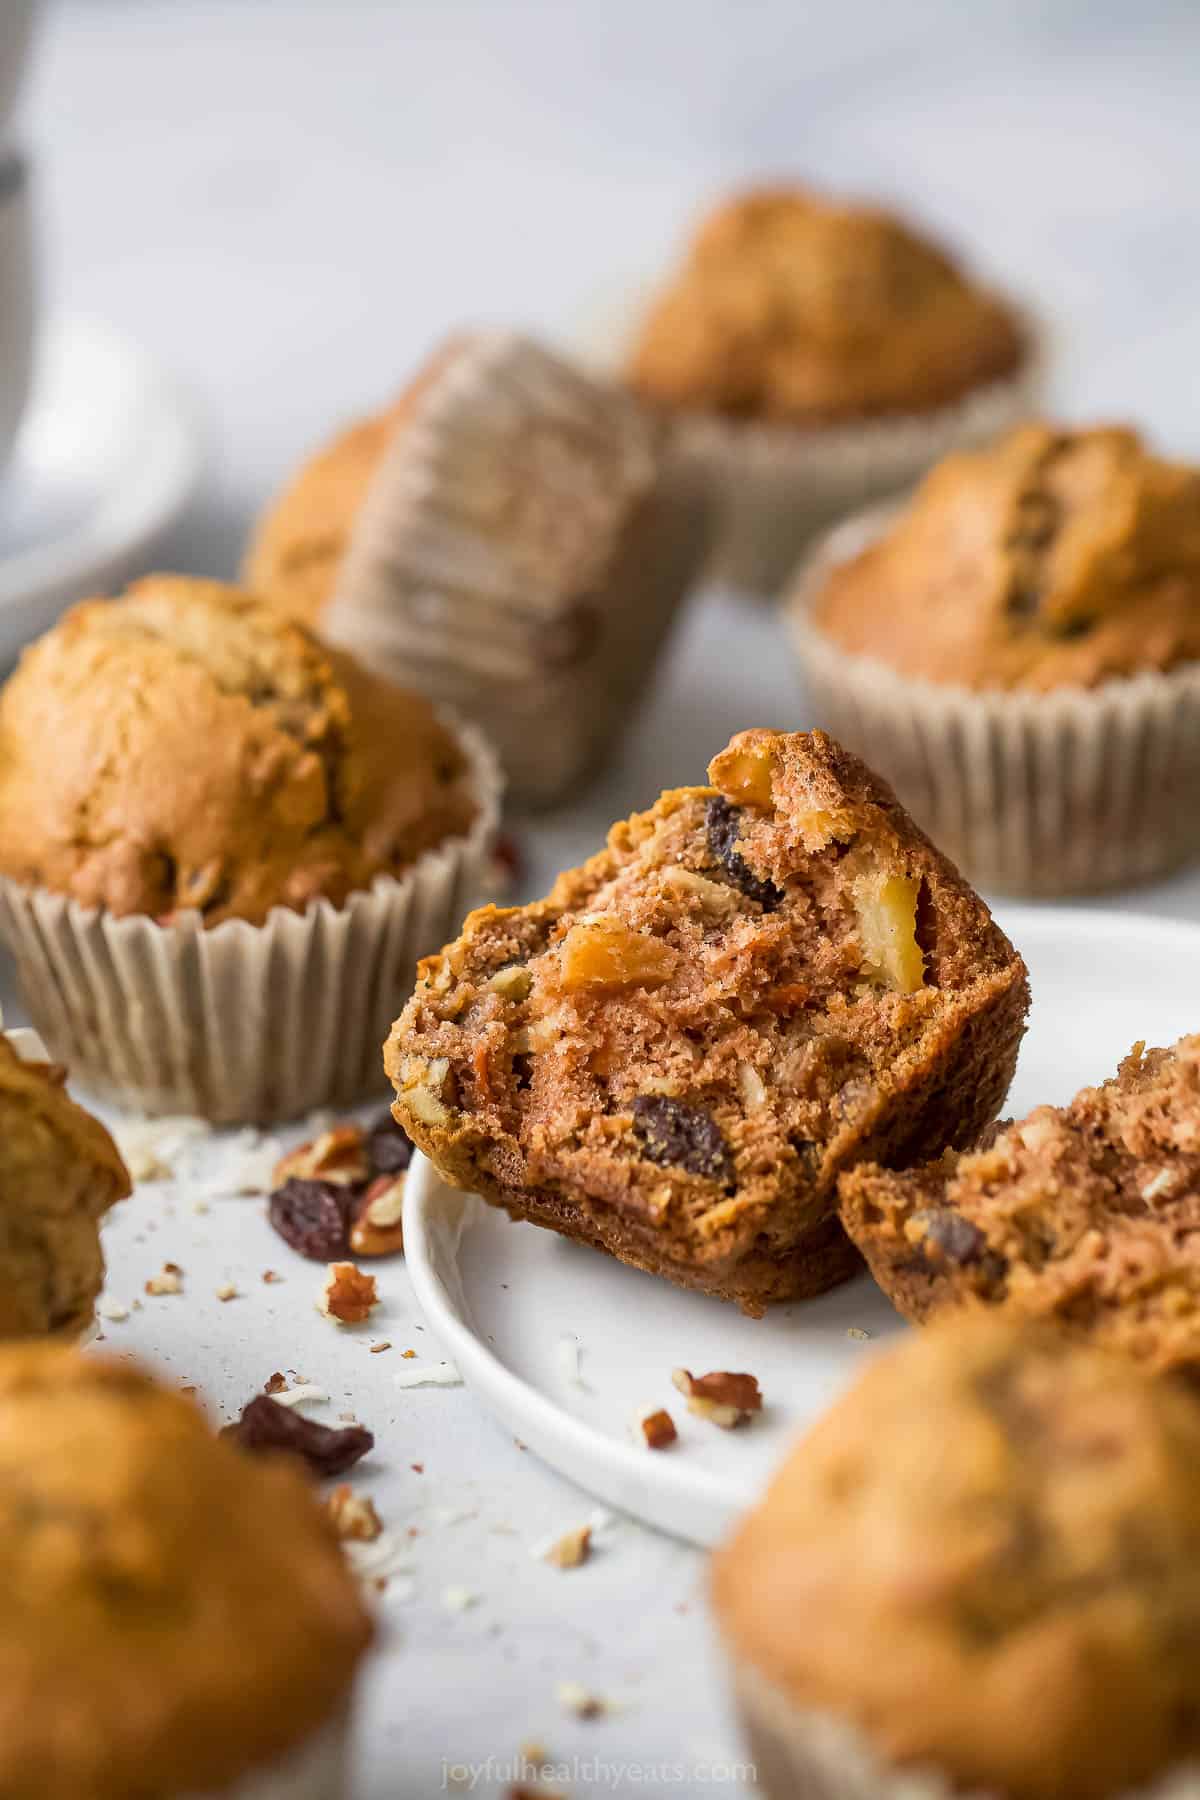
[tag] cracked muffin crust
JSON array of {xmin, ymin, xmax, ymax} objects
[
  {"xmin": 840, "ymin": 1034, "xmax": 1200, "ymax": 1375},
  {"xmin": 714, "ymin": 1315, "xmax": 1200, "ymax": 1800},
  {"xmin": 0, "ymin": 1034, "xmax": 128, "ymax": 1339},
  {"xmin": 386, "ymin": 729, "xmax": 1028, "ymax": 1312},
  {"xmin": 814, "ymin": 422, "xmax": 1200, "ymax": 691},
  {"xmin": 628, "ymin": 185, "xmax": 1026, "ymax": 424},
  {"xmin": 0, "ymin": 1345, "xmax": 372, "ymax": 1800},
  {"xmin": 0, "ymin": 575, "xmax": 477, "ymax": 926}
]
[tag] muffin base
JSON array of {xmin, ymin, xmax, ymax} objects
[
  {"xmin": 0, "ymin": 718, "xmax": 500, "ymax": 1123},
  {"xmin": 185, "ymin": 1709, "xmax": 350, "ymax": 1799},
  {"xmin": 732, "ymin": 1663, "xmax": 1200, "ymax": 1800},
  {"xmin": 487, "ymin": 1180, "xmax": 861, "ymax": 1314},
  {"xmin": 667, "ymin": 330, "xmax": 1039, "ymax": 598},
  {"xmin": 789, "ymin": 509, "xmax": 1200, "ymax": 896}
]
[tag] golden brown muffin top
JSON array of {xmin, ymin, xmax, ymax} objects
[
  {"xmin": 0, "ymin": 1035, "xmax": 129, "ymax": 1339},
  {"xmin": 715, "ymin": 1315, "xmax": 1200, "ymax": 1800},
  {"xmin": 0, "ymin": 576, "xmax": 477, "ymax": 925},
  {"xmin": 628, "ymin": 184, "xmax": 1025, "ymax": 423},
  {"xmin": 813, "ymin": 422, "xmax": 1200, "ymax": 690},
  {"xmin": 243, "ymin": 339, "xmax": 462, "ymax": 623},
  {"xmin": 0, "ymin": 1345, "xmax": 372, "ymax": 1799}
]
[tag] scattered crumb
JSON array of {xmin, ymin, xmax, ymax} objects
[
  {"xmin": 538, "ymin": 1525, "xmax": 592, "ymax": 1570},
  {"xmin": 98, "ymin": 1299, "xmax": 129, "ymax": 1323},
  {"xmin": 442, "ymin": 1585, "xmax": 479, "ymax": 1613},
  {"xmin": 317, "ymin": 1262, "xmax": 379, "ymax": 1326},
  {"xmin": 264, "ymin": 1372, "xmax": 288, "ymax": 1394},
  {"xmin": 411, "ymin": 1462, "xmax": 424, "ymax": 1474},
  {"xmin": 846, "ymin": 1325, "xmax": 870, "ymax": 1341},
  {"xmin": 370, "ymin": 1341, "xmax": 392, "ymax": 1355},
  {"xmin": 634, "ymin": 1407, "xmax": 677, "ymax": 1450},
  {"xmin": 401, "ymin": 1348, "xmax": 416, "ymax": 1359},
  {"xmin": 215, "ymin": 1283, "xmax": 238, "ymax": 1303},
  {"xmin": 113, "ymin": 1116, "xmax": 212, "ymax": 1183},
  {"xmin": 393, "ymin": 1360, "xmax": 462, "ymax": 1389},
  {"xmin": 193, "ymin": 1199, "xmax": 210, "ymax": 1216},
  {"xmin": 144, "ymin": 1263, "xmax": 183, "ymax": 1297},
  {"xmin": 556, "ymin": 1679, "xmax": 605, "ymax": 1720},
  {"xmin": 326, "ymin": 1484, "xmax": 383, "ymax": 1542},
  {"xmin": 262, "ymin": 1270, "xmax": 282, "ymax": 1284}
]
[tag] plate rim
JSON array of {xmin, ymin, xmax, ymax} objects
[{"xmin": 400, "ymin": 902, "xmax": 1200, "ymax": 1544}]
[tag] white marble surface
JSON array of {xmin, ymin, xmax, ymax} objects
[{"xmin": 9, "ymin": 2, "xmax": 1200, "ymax": 1794}]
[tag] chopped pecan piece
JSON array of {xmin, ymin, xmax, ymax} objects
[
  {"xmin": 348, "ymin": 1174, "xmax": 406, "ymax": 1257},
  {"xmin": 326, "ymin": 1484, "xmax": 383, "ymax": 1541},
  {"xmin": 672, "ymin": 1367, "xmax": 763, "ymax": 1429},
  {"xmin": 543, "ymin": 1525, "xmax": 592, "ymax": 1569},
  {"xmin": 273, "ymin": 1125, "xmax": 368, "ymax": 1187}
]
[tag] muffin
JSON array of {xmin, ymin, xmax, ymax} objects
[
  {"xmin": 840, "ymin": 1032, "xmax": 1200, "ymax": 1376},
  {"xmin": 714, "ymin": 1314, "xmax": 1200, "ymax": 1800},
  {"xmin": 386, "ymin": 728, "xmax": 1028, "ymax": 1312},
  {"xmin": 246, "ymin": 331, "xmax": 709, "ymax": 807},
  {"xmin": 0, "ymin": 575, "xmax": 499, "ymax": 1121},
  {"xmin": 0, "ymin": 1343, "xmax": 372, "ymax": 1797},
  {"xmin": 791, "ymin": 422, "xmax": 1200, "ymax": 893},
  {"xmin": 626, "ymin": 183, "xmax": 1036, "ymax": 594},
  {"xmin": 0, "ymin": 1026, "xmax": 128, "ymax": 1338}
]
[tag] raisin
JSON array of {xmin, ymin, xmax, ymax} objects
[
  {"xmin": 222, "ymin": 1394, "xmax": 373, "ymax": 1477},
  {"xmin": 268, "ymin": 1178, "xmax": 352, "ymax": 1260},
  {"xmin": 632, "ymin": 1095, "xmax": 734, "ymax": 1185},
  {"xmin": 705, "ymin": 796, "xmax": 781, "ymax": 910},
  {"xmin": 366, "ymin": 1111, "xmax": 415, "ymax": 1177},
  {"xmin": 917, "ymin": 1207, "xmax": 1004, "ymax": 1273}
]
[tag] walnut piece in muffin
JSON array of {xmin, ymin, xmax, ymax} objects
[
  {"xmin": 0, "ymin": 1035, "xmax": 128, "ymax": 1338},
  {"xmin": 715, "ymin": 1314, "xmax": 1200, "ymax": 1800},
  {"xmin": 814, "ymin": 422, "xmax": 1200, "ymax": 690},
  {"xmin": 0, "ymin": 575, "xmax": 477, "ymax": 925},
  {"xmin": 629, "ymin": 184, "xmax": 1025, "ymax": 424},
  {"xmin": 386, "ymin": 729, "xmax": 1028, "ymax": 1313},
  {"xmin": 840, "ymin": 1032, "xmax": 1200, "ymax": 1375}
]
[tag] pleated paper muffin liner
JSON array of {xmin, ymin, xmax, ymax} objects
[
  {"xmin": 327, "ymin": 331, "xmax": 711, "ymax": 809},
  {"xmin": 0, "ymin": 718, "xmax": 500, "ymax": 1124},
  {"xmin": 670, "ymin": 329, "xmax": 1041, "ymax": 598},
  {"xmin": 185, "ymin": 1708, "xmax": 351, "ymax": 1800},
  {"xmin": 788, "ymin": 507, "xmax": 1200, "ymax": 897},
  {"xmin": 732, "ymin": 1664, "xmax": 1200, "ymax": 1800}
]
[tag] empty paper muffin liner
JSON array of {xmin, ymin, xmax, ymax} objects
[
  {"xmin": 788, "ymin": 507, "xmax": 1200, "ymax": 896},
  {"xmin": 0, "ymin": 719, "xmax": 500, "ymax": 1124},
  {"xmin": 326, "ymin": 331, "xmax": 711, "ymax": 808},
  {"xmin": 732, "ymin": 1664, "xmax": 1200, "ymax": 1800},
  {"xmin": 186, "ymin": 1710, "xmax": 351, "ymax": 1800},
  {"xmin": 664, "ymin": 325, "xmax": 1041, "ymax": 598}
]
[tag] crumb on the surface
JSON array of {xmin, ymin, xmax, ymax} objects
[
  {"xmin": 847, "ymin": 1325, "xmax": 871, "ymax": 1340},
  {"xmin": 442, "ymin": 1585, "xmax": 480, "ymax": 1612},
  {"xmin": 326, "ymin": 1484, "xmax": 383, "ymax": 1542},
  {"xmin": 317, "ymin": 1262, "xmax": 379, "ymax": 1325},
  {"xmin": 98, "ymin": 1299, "xmax": 129, "ymax": 1323},
  {"xmin": 215, "ymin": 1283, "xmax": 238, "ymax": 1302},
  {"xmin": 264, "ymin": 1372, "xmax": 288, "ymax": 1394},
  {"xmin": 634, "ymin": 1407, "xmax": 677, "ymax": 1450},
  {"xmin": 144, "ymin": 1263, "xmax": 183, "ymax": 1297},
  {"xmin": 556, "ymin": 1679, "xmax": 605, "ymax": 1720},
  {"xmin": 262, "ymin": 1269, "xmax": 283, "ymax": 1283},
  {"xmin": 540, "ymin": 1525, "xmax": 592, "ymax": 1569},
  {"xmin": 370, "ymin": 1340, "xmax": 392, "ymax": 1354}
]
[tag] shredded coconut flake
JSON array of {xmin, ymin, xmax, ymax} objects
[
  {"xmin": 442, "ymin": 1585, "xmax": 479, "ymax": 1612},
  {"xmin": 556, "ymin": 1334, "xmax": 590, "ymax": 1392},
  {"xmin": 393, "ymin": 1360, "xmax": 462, "ymax": 1389},
  {"xmin": 268, "ymin": 1384, "xmax": 329, "ymax": 1409}
]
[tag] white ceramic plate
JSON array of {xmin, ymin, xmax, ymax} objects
[
  {"xmin": 0, "ymin": 315, "xmax": 204, "ymax": 665},
  {"xmin": 403, "ymin": 904, "xmax": 1200, "ymax": 1546}
]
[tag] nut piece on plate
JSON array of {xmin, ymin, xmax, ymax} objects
[
  {"xmin": 0, "ymin": 1034, "xmax": 129, "ymax": 1340},
  {"xmin": 634, "ymin": 1408, "xmax": 678, "ymax": 1451},
  {"xmin": 713, "ymin": 1316, "xmax": 1200, "ymax": 1800},
  {"xmin": 268, "ymin": 1111, "xmax": 413, "ymax": 1261},
  {"xmin": 672, "ymin": 1367, "xmax": 763, "ymax": 1429},
  {"xmin": 386, "ymin": 728, "xmax": 1028, "ymax": 1315},
  {"xmin": 0, "ymin": 1345, "xmax": 373, "ymax": 1795},
  {"xmin": 318, "ymin": 1262, "xmax": 379, "ymax": 1326},
  {"xmin": 839, "ymin": 1031, "xmax": 1200, "ymax": 1377},
  {"xmin": 245, "ymin": 331, "xmax": 710, "ymax": 807}
]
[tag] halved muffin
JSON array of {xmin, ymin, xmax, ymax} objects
[
  {"xmin": 839, "ymin": 1032, "xmax": 1200, "ymax": 1374},
  {"xmin": 387, "ymin": 729, "xmax": 1028, "ymax": 1312}
]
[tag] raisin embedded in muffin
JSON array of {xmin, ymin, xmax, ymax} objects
[
  {"xmin": 0, "ymin": 1345, "xmax": 373, "ymax": 1797},
  {"xmin": 840, "ymin": 1033, "xmax": 1200, "ymax": 1375},
  {"xmin": 814, "ymin": 422, "xmax": 1200, "ymax": 691},
  {"xmin": 0, "ymin": 1034, "xmax": 128, "ymax": 1338},
  {"xmin": 386, "ymin": 728, "xmax": 1029, "ymax": 1313},
  {"xmin": 714, "ymin": 1315, "xmax": 1200, "ymax": 1800},
  {"xmin": 0, "ymin": 574, "xmax": 478, "ymax": 926},
  {"xmin": 629, "ymin": 184, "xmax": 1026, "ymax": 424}
]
